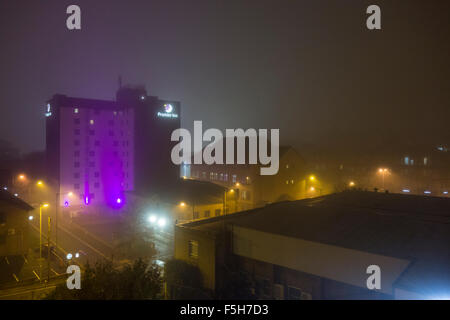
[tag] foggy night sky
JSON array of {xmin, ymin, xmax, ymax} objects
[{"xmin": 0, "ymin": 0, "xmax": 449, "ymax": 156}]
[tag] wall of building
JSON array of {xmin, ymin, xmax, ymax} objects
[
  {"xmin": 174, "ymin": 226, "xmax": 217, "ymax": 290},
  {"xmin": 0, "ymin": 203, "xmax": 32, "ymax": 257}
]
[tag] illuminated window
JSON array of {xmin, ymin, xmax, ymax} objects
[
  {"xmin": 74, "ymin": 108, "xmax": 79, "ymax": 114},
  {"xmin": 215, "ymin": 209, "xmax": 221, "ymax": 217},
  {"xmin": 232, "ymin": 174, "xmax": 237, "ymax": 183},
  {"xmin": 424, "ymin": 157, "xmax": 428, "ymax": 165},
  {"xmin": 210, "ymin": 172, "xmax": 214, "ymax": 180},
  {"xmin": 204, "ymin": 210, "xmax": 210, "ymax": 218},
  {"xmin": 193, "ymin": 212, "xmax": 199, "ymax": 219},
  {"xmin": 188, "ymin": 240, "xmax": 199, "ymax": 260},
  {"xmin": 224, "ymin": 174, "xmax": 228, "ymax": 181},
  {"xmin": 90, "ymin": 119, "xmax": 94, "ymax": 125},
  {"xmin": 404, "ymin": 156, "xmax": 409, "ymax": 165}
]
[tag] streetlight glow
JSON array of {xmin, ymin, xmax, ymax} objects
[
  {"xmin": 36, "ymin": 180, "xmax": 44, "ymax": 187},
  {"xmin": 180, "ymin": 202, "xmax": 186, "ymax": 207}
]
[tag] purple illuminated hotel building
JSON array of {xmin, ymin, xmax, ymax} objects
[{"xmin": 45, "ymin": 86, "xmax": 180, "ymax": 210}]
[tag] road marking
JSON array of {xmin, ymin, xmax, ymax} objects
[{"xmin": 58, "ymin": 224, "xmax": 111, "ymax": 261}]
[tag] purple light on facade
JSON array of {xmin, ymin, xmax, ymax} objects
[
  {"xmin": 116, "ymin": 198, "xmax": 122, "ymax": 204},
  {"xmin": 84, "ymin": 196, "xmax": 90, "ymax": 205},
  {"xmin": 64, "ymin": 201, "xmax": 69, "ymax": 207}
]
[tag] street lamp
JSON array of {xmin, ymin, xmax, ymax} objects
[
  {"xmin": 39, "ymin": 203, "xmax": 49, "ymax": 280},
  {"xmin": 36, "ymin": 180, "xmax": 44, "ymax": 187},
  {"xmin": 378, "ymin": 168, "xmax": 389, "ymax": 189}
]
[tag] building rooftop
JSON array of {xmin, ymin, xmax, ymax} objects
[
  {"xmin": 180, "ymin": 191, "xmax": 450, "ymax": 296},
  {"xmin": 0, "ymin": 189, "xmax": 34, "ymax": 211}
]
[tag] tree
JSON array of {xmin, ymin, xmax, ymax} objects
[{"xmin": 45, "ymin": 258, "xmax": 162, "ymax": 300}]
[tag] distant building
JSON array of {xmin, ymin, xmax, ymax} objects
[
  {"xmin": 45, "ymin": 86, "xmax": 180, "ymax": 210},
  {"xmin": 189, "ymin": 145, "xmax": 310, "ymax": 211},
  {"xmin": 174, "ymin": 191, "xmax": 450, "ymax": 299}
]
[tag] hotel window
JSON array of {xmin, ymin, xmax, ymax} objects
[
  {"xmin": 74, "ymin": 108, "xmax": 79, "ymax": 114},
  {"xmin": 188, "ymin": 240, "xmax": 199, "ymax": 260},
  {"xmin": 74, "ymin": 162, "xmax": 80, "ymax": 168},
  {"xmin": 291, "ymin": 180, "xmax": 294, "ymax": 184},
  {"xmin": 232, "ymin": 174, "xmax": 237, "ymax": 183},
  {"xmin": 90, "ymin": 119, "xmax": 94, "ymax": 125},
  {"xmin": 73, "ymin": 172, "xmax": 80, "ymax": 179},
  {"xmin": 204, "ymin": 210, "xmax": 210, "ymax": 218},
  {"xmin": 113, "ymin": 111, "xmax": 117, "ymax": 116},
  {"xmin": 89, "ymin": 162, "xmax": 95, "ymax": 167},
  {"xmin": 74, "ymin": 150, "xmax": 80, "ymax": 157},
  {"xmin": 74, "ymin": 118, "xmax": 80, "ymax": 125},
  {"xmin": 89, "ymin": 130, "xmax": 95, "ymax": 135},
  {"xmin": 74, "ymin": 129, "xmax": 80, "ymax": 135},
  {"xmin": 89, "ymin": 151, "xmax": 95, "ymax": 157},
  {"xmin": 74, "ymin": 140, "xmax": 80, "ymax": 146},
  {"xmin": 94, "ymin": 172, "xmax": 100, "ymax": 178},
  {"xmin": 224, "ymin": 174, "xmax": 228, "ymax": 181},
  {"xmin": 424, "ymin": 157, "xmax": 428, "ymax": 165},
  {"xmin": 210, "ymin": 172, "xmax": 214, "ymax": 180},
  {"xmin": 193, "ymin": 211, "xmax": 199, "ymax": 219},
  {"xmin": 286, "ymin": 164, "xmax": 289, "ymax": 169},
  {"xmin": 215, "ymin": 209, "xmax": 221, "ymax": 217},
  {"xmin": 202, "ymin": 172, "xmax": 206, "ymax": 179},
  {"xmin": 219, "ymin": 173, "xmax": 223, "ymax": 181},
  {"xmin": 95, "ymin": 140, "xmax": 100, "ymax": 147},
  {"xmin": 246, "ymin": 176, "xmax": 251, "ymax": 184}
]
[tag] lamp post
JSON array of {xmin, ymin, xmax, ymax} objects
[
  {"xmin": 378, "ymin": 168, "xmax": 388, "ymax": 190},
  {"xmin": 39, "ymin": 203, "xmax": 49, "ymax": 281}
]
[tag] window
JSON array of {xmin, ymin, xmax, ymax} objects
[
  {"xmin": 188, "ymin": 240, "xmax": 199, "ymax": 260},
  {"xmin": 73, "ymin": 172, "xmax": 80, "ymax": 179},
  {"xmin": 232, "ymin": 174, "xmax": 237, "ymax": 183},
  {"xmin": 74, "ymin": 140, "xmax": 80, "ymax": 146},
  {"xmin": 94, "ymin": 182, "xmax": 100, "ymax": 188},
  {"xmin": 74, "ymin": 108, "xmax": 79, "ymax": 114},
  {"xmin": 95, "ymin": 141, "xmax": 100, "ymax": 147},
  {"xmin": 210, "ymin": 172, "xmax": 214, "ymax": 180},
  {"xmin": 74, "ymin": 184, "xmax": 80, "ymax": 190},
  {"xmin": 74, "ymin": 162, "xmax": 80, "ymax": 168},
  {"xmin": 404, "ymin": 156, "xmax": 409, "ymax": 165},
  {"xmin": 113, "ymin": 141, "xmax": 119, "ymax": 147},
  {"xmin": 224, "ymin": 174, "xmax": 228, "ymax": 181},
  {"xmin": 89, "ymin": 151, "xmax": 95, "ymax": 157},
  {"xmin": 220, "ymin": 173, "xmax": 223, "ymax": 181},
  {"xmin": 424, "ymin": 157, "xmax": 428, "ymax": 165},
  {"xmin": 204, "ymin": 210, "xmax": 210, "ymax": 218},
  {"xmin": 74, "ymin": 118, "xmax": 80, "ymax": 125},
  {"xmin": 74, "ymin": 129, "xmax": 80, "ymax": 135},
  {"xmin": 74, "ymin": 150, "xmax": 80, "ymax": 157},
  {"xmin": 202, "ymin": 172, "xmax": 206, "ymax": 179},
  {"xmin": 193, "ymin": 211, "xmax": 199, "ymax": 219},
  {"xmin": 90, "ymin": 119, "xmax": 94, "ymax": 125},
  {"xmin": 215, "ymin": 209, "xmax": 221, "ymax": 217},
  {"xmin": 94, "ymin": 172, "xmax": 100, "ymax": 178},
  {"xmin": 89, "ymin": 130, "xmax": 95, "ymax": 135}
]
